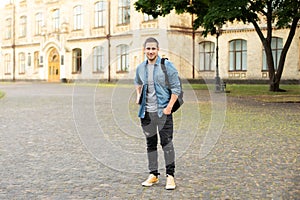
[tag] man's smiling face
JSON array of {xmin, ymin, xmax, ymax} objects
[{"xmin": 144, "ymin": 42, "xmax": 159, "ymax": 63}]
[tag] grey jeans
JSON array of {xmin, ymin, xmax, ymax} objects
[{"xmin": 141, "ymin": 112, "xmax": 175, "ymax": 176}]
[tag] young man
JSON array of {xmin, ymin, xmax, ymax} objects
[{"xmin": 134, "ymin": 37, "xmax": 181, "ymax": 190}]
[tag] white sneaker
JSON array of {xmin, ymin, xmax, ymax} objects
[
  {"xmin": 165, "ymin": 175, "xmax": 176, "ymax": 190},
  {"xmin": 142, "ymin": 174, "xmax": 159, "ymax": 187}
]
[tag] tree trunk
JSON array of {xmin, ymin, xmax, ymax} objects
[
  {"xmin": 269, "ymin": 74, "xmax": 286, "ymax": 92},
  {"xmin": 269, "ymin": 78, "xmax": 280, "ymax": 92},
  {"xmin": 268, "ymin": 17, "xmax": 299, "ymax": 92},
  {"xmin": 250, "ymin": 4, "xmax": 299, "ymax": 93}
]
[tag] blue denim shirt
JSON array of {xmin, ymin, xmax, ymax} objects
[{"xmin": 134, "ymin": 56, "xmax": 181, "ymax": 118}]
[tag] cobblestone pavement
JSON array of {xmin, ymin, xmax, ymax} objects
[{"xmin": 0, "ymin": 82, "xmax": 299, "ymax": 200}]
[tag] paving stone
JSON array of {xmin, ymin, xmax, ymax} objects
[{"xmin": 0, "ymin": 82, "xmax": 299, "ymax": 199}]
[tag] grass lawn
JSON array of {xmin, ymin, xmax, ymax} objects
[
  {"xmin": 225, "ymin": 84, "xmax": 300, "ymax": 96},
  {"xmin": 0, "ymin": 91, "xmax": 4, "ymax": 99},
  {"xmin": 191, "ymin": 83, "xmax": 300, "ymax": 103},
  {"xmin": 61, "ymin": 82, "xmax": 300, "ymax": 103}
]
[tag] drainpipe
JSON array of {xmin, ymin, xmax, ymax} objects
[
  {"xmin": 12, "ymin": 0, "xmax": 16, "ymax": 81},
  {"xmin": 107, "ymin": 0, "xmax": 111, "ymax": 82},
  {"xmin": 192, "ymin": 14, "xmax": 195, "ymax": 79}
]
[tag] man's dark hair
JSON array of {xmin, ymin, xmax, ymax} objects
[{"xmin": 144, "ymin": 37, "xmax": 159, "ymax": 48}]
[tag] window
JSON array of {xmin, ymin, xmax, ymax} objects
[
  {"xmin": 95, "ymin": 1, "xmax": 105, "ymax": 27},
  {"xmin": 34, "ymin": 51, "xmax": 39, "ymax": 71},
  {"xmin": 4, "ymin": 54, "xmax": 11, "ymax": 74},
  {"xmin": 262, "ymin": 37, "xmax": 283, "ymax": 71},
  {"xmin": 5, "ymin": 18, "xmax": 12, "ymax": 39},
  {"xmin": 117, "ymin": 44, "xmax": 129, "ymax": 72},
  {"xmin": 19, "ymin": 53, "xmax": 26, "ymax": 74},
  {"xmin": 19, "ymin": 16, "xmax": 27, "ymax": 37},
  {"xmin": 35, "ymin": 12, "xmax": 43, "ymax": 35},
  {"xmin": 199, "ymin": 41, "xmax": 215, "ymax": 71},
  {"xmin": 72, "ymin": 48, "xmax": 82, "ymax": 73},
  {"xmin": 93, "ymin": 46, "xmax": 104, "ymax": 72},
  {"xmin": 143, "ymin": 13, "xmax": 153, "ymax": 22},
  {"xmin": 73, "ymin": 5, "xmax": 83, "ymax": 30},
  {"xmin": 229, "ymin": 39, "xmax": 247, "ymax": 71},
  {"xmin": 118, "ymin": 0, "xmax": 130, "ymax": 24},
  {"xmin": 52, "ymin": 9, "xmax": 60, "ymax": 32}
]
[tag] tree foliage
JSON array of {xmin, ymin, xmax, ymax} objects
[{"xmin": 135, "ymin": 0, "xmax": 300, "ymax": 91}]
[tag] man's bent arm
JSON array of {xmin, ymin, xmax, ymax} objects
[{"xmin": 163, "ymin": 93, "xmax": 178, "ymax": 115}]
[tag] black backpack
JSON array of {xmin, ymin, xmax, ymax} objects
[{"xmin": 161, "ymin": 58, "xmax": 184, "ymax": 113}]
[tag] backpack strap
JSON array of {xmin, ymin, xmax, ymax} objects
[{"xmin": 161, "ymin": 58, "xmax": 171, "ymax": 88}]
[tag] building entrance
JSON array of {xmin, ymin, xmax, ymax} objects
[{"xmin": 48, "ymin": 48, "xmax": 60, "ymax": 82}]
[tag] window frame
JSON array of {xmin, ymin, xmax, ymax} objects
[
  {"xmin": 262, "ymin": 37, "xmax": 283, "ymax": 71},
  {"xmin": 73, "ymin": 5, "xmax": 83, "ymax": 30},
  {"xmin": 117, "ymin": 44, "xmax": 129, "ymax": 72},
  {"xmin": 94, "ymin": 1, "xmax": 105, "ymax": 28},
  {"xmin": 19, "ymin": 16, "xmax": 27, "ymax": 37},
  {"xmin": 72, "ymin": 48, "xmax": 82, "ymax": 73},
  {"xmin": 93, "ymin": 46, "xmax": 104, "ymax": 73},
  {"xmin": 229, "ymin": 39, "xmax": 247, "ymax": 71},
  {"xmin": 35, "ymin": 12, "xmax": 43, "ymax": 35},
  {"xmin": 5, "ymin": 18, "xmax": 12, "ymax": 39},
  {"xmin": 4, "ymin": 54, "xmax": 11, "ymax": 74},
  {"xmin": 118, "ymin": 0, "xmax": 130, "ymax": 25},
  {"xmin": 19, "ymin": 52, "xmax": 26, "ymax": 74},
  {"xmin": 199, "ymin": 41, "xmax": 215, "ymax": 71},
  {"xmin": 52, "ymin": 9, "xmax": 60, "ymax": 32}
]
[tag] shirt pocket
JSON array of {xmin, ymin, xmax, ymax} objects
[{"xmin": 156, "ymin": 73, "xmax": 165, "ymax": 85}]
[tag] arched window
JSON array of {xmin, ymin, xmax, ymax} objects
[
  {"xmin": 72, "ymin": 48, "xmax": 82, "ymax": 73},
  {"xmin": 52, "ymin": 9, "xmax": 60, "ymax": 32},
  {"xmin": 5, "ymin": 18, "xmax": 12, "ymax": 39},
  {"xmin": 229, "ymin": 39, "xmax": 247, "ymax": 71},
  {"xmin": 118, "ymin": 0, "xmax": 130, "ymax": 24},
  {"xmin": 73, "ymin": 5, "xmax": 83, "ymax": 30},
  {"xmin": 35, "ymin": 12, "xmax": 43, "ymax": 35},
  {"xmin": 95, "ymin": 1, "xmax": 105, "ymax": 27},
  {"xmin": 199, "ymin": 41, "xmax": 215, "ymax": 71},
  {"xmin": 4, "ymin": 54, "xmax": 11, "ymax": 74},
  {"xmin": 19, "ymin": 53, "xmax": 25, "ymax": 74},
  {"xmin": 93, "ymin": 46, "xmax": 104, "ymax": 72},
  {"xmin": 117, "ymin": 44, "xmax": 129, "ymax": 72},
  {"xmin": 19, "ymin": 16, "xmax": 27, "ymax": 37},
  {"xmin": 262, "ymin": 37, "xmax": 283, "ymax": 71}
]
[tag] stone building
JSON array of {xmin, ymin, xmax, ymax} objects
[{"xmin": 0, "ymin": 0, "xmax": 299, "ymax": 82}]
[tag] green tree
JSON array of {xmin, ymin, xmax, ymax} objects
[{"xmin": 135, "ymin": 0, "xmax": 300, "ymax": 92}]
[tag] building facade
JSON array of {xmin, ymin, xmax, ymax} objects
[{"xmin": 0, "ymin": 0, "xmax": 299, "ymax": 82}]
